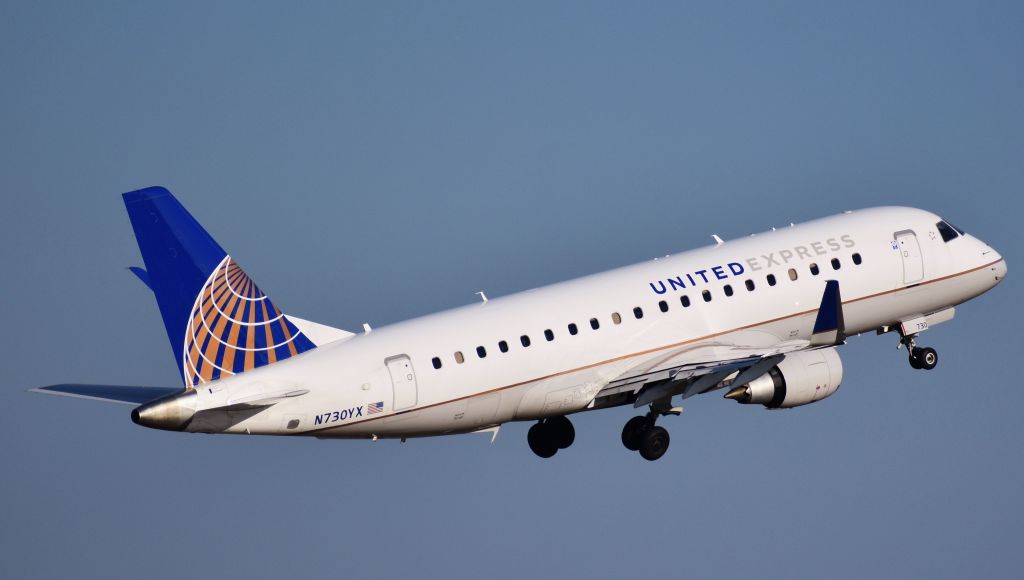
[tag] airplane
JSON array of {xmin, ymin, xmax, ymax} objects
[{"xmin": 31, "ymin": 187, "xmax": 1007, "ymax": 461}]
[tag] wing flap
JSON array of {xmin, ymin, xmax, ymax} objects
[{"xmin": 30, "ymin": 384, "xmax": 182, "ymax": 406}]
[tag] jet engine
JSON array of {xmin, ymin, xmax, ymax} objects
[{"xmin": 724, "ymin": 348, "xmax": 843, "ymax": 409}]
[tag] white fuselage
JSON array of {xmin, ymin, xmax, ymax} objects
[{"xmin": 184, "ymin": 207, "xmax": 1006, "ymax": 439}]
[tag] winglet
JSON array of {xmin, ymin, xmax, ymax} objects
[{"xmin": 811, "ymin": 280, "xmax": 846, "ymax": 346}]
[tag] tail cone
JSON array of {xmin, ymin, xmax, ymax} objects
[{"xmin": 131, "ymin": 390, "xmax": 197, "ymax": 431}]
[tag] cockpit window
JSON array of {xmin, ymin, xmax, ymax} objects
[{"xmin": 936, "ymin": 221, "xmax": 959, "ymax": 243}]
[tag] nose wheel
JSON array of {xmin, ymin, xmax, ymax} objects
[
  {"xmin": 909, "ymin": 346, "xmax": 938, "ymax": 370},
  {"xmin": 900, "ymin": 334, "xmax": 938, "ymax": 371}
]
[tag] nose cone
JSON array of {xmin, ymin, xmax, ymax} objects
[
  {"xmin": 994, "ymin": 256, "xmax": 1008, "ymax": 282},
  {"xmin": 131, "ymin": 390, "xmax": 198, "ymax": 431},
  {"xmin": 983, "ymin": 242, "xmax": 1008, "ymax": 285}
]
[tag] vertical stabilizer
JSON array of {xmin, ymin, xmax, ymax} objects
[{"xmin": 123, "ymin": 187, "xmax": 316, "ymax": 387}]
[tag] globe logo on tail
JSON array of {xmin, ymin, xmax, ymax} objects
[{"xmin": 183, "ymin": 256, "xmax": 315, "ymax": 386}]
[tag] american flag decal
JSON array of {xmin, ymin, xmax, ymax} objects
[{"xmin": 367, "ymin": 401, "xmax": 384, "ymax": 415}]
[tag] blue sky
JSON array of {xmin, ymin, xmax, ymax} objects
[{"xmin": 2, "ymin": 2, "xmax": 1022, "ymax": 578}]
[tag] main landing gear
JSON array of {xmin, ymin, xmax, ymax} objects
[
  {"xmin": 900, "ymin": 334, "xmax": 938, "ymax": 371},
  {"xmin": 621, "ymin": 405, "xmax": 680, "ymax": 461},
  {"xmin": 527, "ymin": 416, "xmax": 575, "ymax": 458},
  {"xmin": 527, "ymin": 407, "xmax": 679, "ymax": 461}
]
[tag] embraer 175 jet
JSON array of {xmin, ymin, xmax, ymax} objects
[{"xmin": 32, "ymin": 187, "xmax": 1007, "ymax": 461}]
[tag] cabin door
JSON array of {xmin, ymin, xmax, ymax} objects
[
  {"xmin": 894, "ymin": 230, "xmax": 924, "ymax": 284},
  {"xmin": 386, "ymin": 355, "xmax": 418, "ymax": 411}
]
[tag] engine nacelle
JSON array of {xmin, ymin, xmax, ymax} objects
[{"xmin": 725, "ymin": 348, "xmax": 843, "ymax": 409}]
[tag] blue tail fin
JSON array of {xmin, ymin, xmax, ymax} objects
[{"xmin": 123, "ymin": 187, "xmax": 316, "ymax": 387}]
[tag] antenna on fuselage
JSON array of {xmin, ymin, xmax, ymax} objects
[
  {"xmin": 476, "ymin": 291, "xmax": 488, "ymax": 303},
  {"xmin": 711, "ymin": 234, "xmax": 724, "ymax": 246}
]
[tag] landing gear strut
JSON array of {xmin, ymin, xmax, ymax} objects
[
  {"xmin": 900, "ymin": 334, "xmax": 938, "ymax": 371},
  {"xmin": 527, "ymin": 416, "xmax": 575, "ymax": 458},
  {"xmin": 621, "ymin": 405, "xmax": 678, "ymax": 461}
]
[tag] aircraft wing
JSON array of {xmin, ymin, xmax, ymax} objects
[
  {"xmin": 591, "ymin": 280, "xmax": 845, "ymax": 409},
  {"xmin": 29, "ymin": 384, "xmax": 182, "ymax": 406},
  {"xmin": 591, "ymin": 339, "xmax": 810, "ymax": 408}
]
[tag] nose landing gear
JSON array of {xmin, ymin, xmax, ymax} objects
[
  {"xmin": 900, "ymin": 334, "xmax": 939, "ymax": 370},
  {"xmin": 909, "ymin": 346, "xmax": 938, "ymax": 370}
]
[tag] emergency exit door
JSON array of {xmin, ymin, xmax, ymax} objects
[
  {"xmin": 386, "ymin": 355, "xmax": 418, "ymax": 411},
  {"xmin": 895, "ymin": 230, "xmax": 924, "ymax": 284}
]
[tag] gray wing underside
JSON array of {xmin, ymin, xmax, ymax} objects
[
  {"xmin": 592, "ymin": 279, "xmax": 846, "ymax": 409},
  {"xmin": 29, "ymin": 384, "xmax": 181, "ymax": 406},
  {"xmin": 593, "ymin": 338, "xmax": 811, "ymax": 407}
]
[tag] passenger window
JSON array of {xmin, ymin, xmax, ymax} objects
[
  {"xmin": 745, "ymin": 279, "xmax": 755, "ymax": 291},
  {"xmin": 852, "ymin": 253, "xmax": 863, "ymax": 265},
  {"xmin": 724, "ymin": 284, "xmax": 734, "ymax": 297},
  {"xmin": 612, "ymin": 312, "xmax": 622, "ymax": 324},
  {"xmin": 568, "ymin": 323, "xmax": 578, "ymax": 336},
  {"xmin": 455, "ymin": 351, "xmax": 465, "ymax": 364},
  {"xmin": 590, "ymin": 317, "xmax": 600, "ymax": 330},
  {"xmin": 831, "ymin": 258, "xmax": 841, "ymax": 270},
  {"xmin": 544, "ymin": 329, "xmax": 554, "ymax": 341},
  {"xmin": 810, "ymin": 263, "xmax": 820, "ymax": 276},
  {"xmin": 476, "ymin": 346, "xmax": 487, "ymax": 358},
  {"xmin": 432, "ymin": 357, "xmax": 442, "ymax": 369},
  {"xmin": 767, "ymin": 273, "xmax": 777, "ymax": 286},
  {"xmin": 633, "ymin": 307, "xmax": 644, "ymax": 319},
  {"xmin": 520, "ymin": 335, "xmax": 531, "ymax": 347},
  {"xmin": 659, "ymin": 300, "xmax": 669, "ymax": 313},
  {"xmin": 702, "ymin": 289, "xmax": 712, "ymax": 302},
  {"xmin": 681, "ymin": 295, "xmax": 691, "ymax": 307},
  {"xmin": 788, "ymin": 268, "xmax": 798, "ymax": 281},
  {"xmin": 498, "ymin": 340, "xmax": 509, "ymax": 353}
]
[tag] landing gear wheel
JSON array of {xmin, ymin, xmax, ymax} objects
[
  {"xmin": 638, "ymin": 426, "xmax": 670, "ymax": 461},
  {"xmin": 621, "ymin": 416, "xmax": 649, "ymax": 451},
  {"xmin": 908, "ymin": 346, "xmax": 938, "ymax": 370},
  {"xmin": 918, "ymin": 347, "xmax": 938, "ymax": 370},
  {"xmin": 546, "ymin": 416, "xmax": 575, "ymax": 449},
  {"xmin": 908, "ymin": 349, "xmax": 923, "ymax": 370},
  {"xmin": 527, "ymin": 422, "xmax": 558, "ymax": 458}
]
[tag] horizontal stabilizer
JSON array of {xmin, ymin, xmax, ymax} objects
[
  {"xmin": 29, "ymin": 384, "xmax": 181, "ymax": 406},
  {"xmin": 286, "ymin": 315, "xmax": 355, "ymax": 346}
]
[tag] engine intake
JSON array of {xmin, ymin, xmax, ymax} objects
[{"xmin": 724, "ymin": 348, "xmax": 843, "ymax": 409}]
